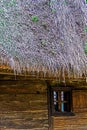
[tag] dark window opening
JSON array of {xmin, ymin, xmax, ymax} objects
[
  {"xmin": 53, "ymin": 90, "xmax": 71, "ymax": 112},
  {"xmin": 50, "ymin": 87, "xmax": 74, "ymax": 116}
]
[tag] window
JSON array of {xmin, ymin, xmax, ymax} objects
[{"xmin": 50, "ymin": 87, "xmax": 74, "ymax": 116}]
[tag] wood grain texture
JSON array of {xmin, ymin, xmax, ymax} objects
[
  {"xmin": 50, "ymin": 89, "xmax": 87, "ymax": 130},
  {"xmin": 0, "ymin": 80, "xmax": 48, "ymax": 130}
]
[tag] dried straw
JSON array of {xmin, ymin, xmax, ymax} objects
[{"xmin": 0, "ymin": 0, "xmax": 87, "ymax": 78}]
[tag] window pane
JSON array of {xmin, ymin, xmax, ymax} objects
[
  {"xmin": 54, "ymin": 103, "xmax": 59, "ymax": 112},
  {"xmin": 52, "ymin": 88, "xmax": 71, "ymax": 114},
  {"xmin": 64, "ymin": 91, "xmax": 71, "ymax": 112},
  {"xmin": 53, "ymin": 91, "xmax": 59, "ymax": 112},
  {"xmin": 64, "ymin": 91, "xmax": 70, "ymax": 101},
  {"xmin": 64, "ymin": 103, "xmax": 70, "ymax": 112},
  {"xmin": 54, "ymin": 91, "xmax": 58, "ymax": 101},
  {"xmin": 61, "ymin": 91, "xmax": 64, "ymax": 112}
]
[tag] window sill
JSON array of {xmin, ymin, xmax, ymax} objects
[{"xmin": 52, "ymin": 112, "xmax": 75, "ymax": 116}]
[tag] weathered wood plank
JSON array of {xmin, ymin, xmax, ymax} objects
[
  {"xmin": 72, "ymin": 90, "xmax": 87, "ymax": 112},
  {"xmin": 52, "ymin": 114, "xmax": 87, "ymax": 130},
  {"xmin": 0, "ymin": 118, "xmax": 48, "ymax": 129},
  {"xmin": 0, "ymin": 80, "xmax": 48, "ymax": 130},
  {"xmin": 51, "ymin": 89, "xmax": 87, "ymax": 130},
  {"xmin": 0, "ymin": 80, "xmax": 47, "ymax": 94}
]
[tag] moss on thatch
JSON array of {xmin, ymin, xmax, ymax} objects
[{"xmin": 0, "ymin": 0, "xmax": 87, "ymax": 78}]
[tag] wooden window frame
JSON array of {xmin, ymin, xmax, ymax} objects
[{"xmin": 49, "ymin": 86, "xmax": 74, "ymax": 116}]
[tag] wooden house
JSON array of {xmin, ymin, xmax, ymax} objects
[
  {"xmin": 0, "ymin": 68, "xmax": 87, "ymax": 130},
  {"xmin": 0, "ymin": 0, "xmax": 87, "ymax": 130}
]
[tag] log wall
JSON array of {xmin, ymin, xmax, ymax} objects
[
  {"xmin": 0, "ymin": 80, "xmax": 48, "ymax": 130},
  {"xmin": 51, "ymin": 89, "xmax": 87, "ymax": 130},
  {"xmin": 1, "ymin": 77, "xmax": 87, "ymax": 130}
]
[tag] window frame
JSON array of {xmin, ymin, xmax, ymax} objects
[{"xmin": 50, "ymin": 86, "xmax": 74, "ymax": 116}]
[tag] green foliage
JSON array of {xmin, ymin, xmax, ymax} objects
[
  {"xmin": 31, "ymin": 16, "xmax": 39, "ymax": 22},
  {"xmin": 84, "ymin": 25, "xmax": 87, "ymax": 32},
  {"xmin": 84, "ymin": 43, "xmax": 87, "ymax": 53},
  {"xmin": 86, "ymin": 0, "xmax": 87, "ymax": 4}
]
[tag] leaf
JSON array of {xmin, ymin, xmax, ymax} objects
[
  {"xmin": 31, "ymin": 16, "xmax": 39, "ymax": 22},
  {"xmin": 84, "ymin": 25, "xmax": 87, "ymax": 32},
  {"xmin": 84, "ymin": 43, "xmax": 87, "ymax": 53}
]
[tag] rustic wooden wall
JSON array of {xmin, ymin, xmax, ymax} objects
[
  {"xmin": 51, "ymin": 89, "xmax": 87, "ymax": 130},
  {"xmin": 0, "ymin": 80, "xmax": 48, "ymax": 130}
]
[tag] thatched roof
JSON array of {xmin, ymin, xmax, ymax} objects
[{"xmin": 0, "ymin": 0, "xmax": 87, "ymax": 78}]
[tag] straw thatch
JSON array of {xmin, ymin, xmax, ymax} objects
[{"xmin": 0, "ymin": 0, "xmax": 87, "ymax": 78}]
